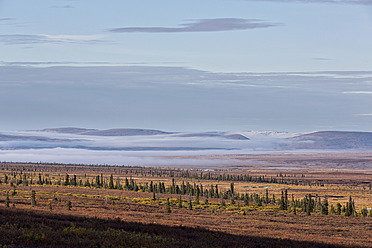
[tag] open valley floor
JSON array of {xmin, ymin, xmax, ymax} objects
[{"xmin": 0, "ymin": 152, "xmax": 371, "ymax": 247}]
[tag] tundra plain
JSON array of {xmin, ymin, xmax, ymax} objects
[{"xmin": 0, "ymin": 152, "xmax": 371, "ymax": 247}]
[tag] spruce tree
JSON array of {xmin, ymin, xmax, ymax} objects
[
  {"xmin": 95, "ymin": 175, "xmax": 100, "ymax": 187},
  {"xmin": 166, "ymin": 198, "xmax": 171, "ymax": 213},
  {"xmin": 345, "ymin": 196, "xmax": 354, "ymax": 216},
  {"xmin": 64, "ymin": 174, "xmax": 69, "ymax": 186},
  {"xmin": 230, "ymin": 182, "xmax": 234, "ymax": 196},
  {"xmin": 308, "ymin": 194, "xmax": 314, "ymax": 213},
  {"xmin": 31, "ymin": 190, "xmax": 36, "ymax": 207},
  {"xmin": 73, "ymin": 175, "xmax": 77, "ymax": 186},
  {"xmin": 152, "ymin": 185, "xmax": 156, "ymax": 201},
  {"xmin": 284, "ymin": 190, "xmax": 288, "ymax": 210},
  {"xmin": 188, "ymin": 199, "xmax": 193, "ymax": 210},
  {"xmin": 109, "ymin": 174, "xmax": 114, "ymax": 189},
  {"xmin": 195, "ymin": 191, "xmax": 200, "ymax": 205},
  {"xmin": 361, "ymin": 208, "xmax": 368, "ymax": 217},
  {"xmin": 279, "ymin": 191, "xmax": 285, "ymax": 210},
  {"xmin": 5, "ymin": 191, "xmax": 9, "ymax": 207},
  {"xmin": 38, "ymin": 173, "xmax": 43, "ymax": 185},
  {"xmin": 330, "ymin": 204, "xmax": 336, "ymax": 214},
  {"xmin": 321, "ymin": 196, "xmax": 329, "ymax": 215}
]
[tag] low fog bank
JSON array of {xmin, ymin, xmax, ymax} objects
[
  {"xmin": 0, "ymin": 148, "xmax": 248, "ymax": 167},
  {"xmin": 0, "ymin": 129, "xmax": 299, "ymax": 166},
  {"xmin": 1, "ymin": 129, "xmax": 372, "ymax": 166},
  {"xmin": 0, "ymin": 129, "xmax": 297, "ymax": 152}
]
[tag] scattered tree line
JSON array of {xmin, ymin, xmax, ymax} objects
[{"xmin": 1, "ymin": 170, "xmax": 371, "ymax": 217}]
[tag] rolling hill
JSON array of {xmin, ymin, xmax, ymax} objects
[{"xmin": 289, "ymin": 131, "xmax": 372, "ymax": 150}]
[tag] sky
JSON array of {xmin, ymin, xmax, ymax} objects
[{"xmin": 0, "ymin": 0, "xmax": 372, "ymax": 132}]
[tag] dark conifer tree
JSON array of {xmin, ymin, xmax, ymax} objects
[
  {"xmin": 73, "ymin": 175, "xmax": 77, "ymax": 186},
  {"xmin": 12, "ymin": 185, "xmax": 16, "ymax": 196},
  {"xmin": 345, "ymin": 196, "xmax": 354, "ymax": 216},
  {"xmin": 178, "ymin": 195, "xmax": 182, "ymax": 208},
  {"xmin": 188, "ymin": 199, "xmax": 193, "ymax": 210},
  {"xmin": 109, "ymin": 174, "xmax": 114, "ymax": 189},
  {"xmin": 230, "ymin": 182, "xmax": 234, "ymax": 196},
  {"xmin": 284, "ymin": 190, "xmax": 288, "ymax": 210},
  {"xmin": 38, "ymin": 173, "xmax": 43, "ymax": 185},
  {"xmin": 152, "ymin": 185, "xmax": 156, "ymax": 200},
  {"xmin": 321, "ymin": 196, "xmax": 329, "ymax": 215},
  {"xmin": 64, "ymin": 174, "xmax": 69, "ymax": 186},
  {"xmin": 279, "ymin": 191, "xmax": 285, "ymax": 210},
  {"xmin": 166, "ymin": 198, "xmax": 171, "ymax": 213},
  {"xmin": 95, "ymin": 175, "xmax": 100, "ymax": 187},
  {"xmin": 361, "ymin": 208, "xmax": 368, "ymax": 217},
  {"xmin": 5, "ymin": 191, "xmax": 9, "ymax": 207},
  {"xmin": 31, "ymin": 190, "xmax": 36, "ymax": 207}
]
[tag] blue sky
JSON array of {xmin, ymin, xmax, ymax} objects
[{"xmin": 0, "ymin": 0, "xmax": 371, "ymax": 132}]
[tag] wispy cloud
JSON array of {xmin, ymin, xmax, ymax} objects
[
  {"xmin": 343, "ymin": 91, "xmax": 372, "ymax": 94},
  {"xmin": 50, "ymin": 5, "xmax": 74, "ymax": 8},
  {"xmin": 1, "ymin": 65, "xmax": 371, "ymax": 90},
  {"xmin": 0, "ymin": 61, "xmax": 122, "ymax": 66},
  {"xmin": 42, "ymin": 34, "xmax": 103, "ymax": 42},
  {"xmin": 355, "ymin": 113, "xmax": 372, "ymax": 116},
  {"xmin": 110, "ymin": 18, "xmax": 280, "ymax": 33},
  {"xmin": 0, "ymin": 18, "xmax": 14, "ymax": 22},
  {"xmin": 0, "ymin": 34, "xmax": 104, "ymax": 45},
  {"xmin": 312, "ymin": 57, "xmax": 331, "ymax": 61},
  {"xmin": 243, "ymin": 0, "xmax": 372, "ymax": 4}
]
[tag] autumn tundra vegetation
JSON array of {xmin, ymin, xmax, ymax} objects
[{"xmin": 0, "ymin": 160, "xmax": 371, "ymax": 247}]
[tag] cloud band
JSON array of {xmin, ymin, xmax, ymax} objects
[{"xmin": 110, "ymin": 18, "xmax": 280, "ymax": 33}]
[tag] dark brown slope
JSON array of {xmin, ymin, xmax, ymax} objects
[{"xmin": 0, "ymin": 207, "xmax": 353, "ymax": 248}]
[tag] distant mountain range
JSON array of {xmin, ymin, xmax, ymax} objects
[
  {"xmin": 288, "ymin": 131, "xmax": 372, "ymax": 150},
  {"xmin": 40, "ymin": 128, "xmax": 171, "ymax": 136},
  {"xmin": 1, "ymin": 128, "xmax": 372, "ymax": 151},
  {"xmin": 0, "ymin": 133, "xmax": 74, "ymax": 142},
  {"xmin": 39, "ymin": 128, "xmax": 250, "ymax": 140}
]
